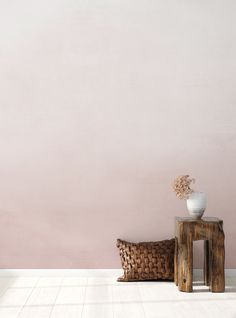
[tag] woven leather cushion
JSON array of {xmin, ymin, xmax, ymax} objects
[{"xmin": 117, "ymin": 238, "xmax": 175, "ymax": 282}]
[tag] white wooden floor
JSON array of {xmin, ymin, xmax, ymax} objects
[{"xmin": 0, "ymin": 274, "xmax": 236, "ymax": 318}]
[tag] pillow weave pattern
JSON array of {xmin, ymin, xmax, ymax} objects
[{"xmin": 117, "ymin": 238, "xmax": 175, "ymax": 281}]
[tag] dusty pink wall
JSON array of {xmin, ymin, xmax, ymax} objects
[{"xmin": 0, "ymin": 0, "xmax": 236, "ymax": 268}]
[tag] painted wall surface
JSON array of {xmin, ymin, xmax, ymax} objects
[{"xmin": 0, "ymin": 0, "xmax": 236, "ymax": 268}]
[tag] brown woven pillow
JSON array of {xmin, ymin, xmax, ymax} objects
[{"xmin": 117, "ymin": 238, "xmax": 175, "ymax": 282}]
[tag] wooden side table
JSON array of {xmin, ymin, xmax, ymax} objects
[{"xmin": 174, "ymin": 217, "xmax": 225, "ymax": 292}]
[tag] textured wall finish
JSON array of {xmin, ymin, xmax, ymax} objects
[{"xmin": 0, "ymin": 0, "xmax": 236, "ymax": 268}]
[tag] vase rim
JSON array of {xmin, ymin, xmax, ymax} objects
[{"xmin": 188, "ymin": 191, "xmax": 207, "ymax": 198}]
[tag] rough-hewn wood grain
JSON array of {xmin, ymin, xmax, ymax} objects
[
  {"xmin": 175, "ymin": 217, "xmax": 225, "ymax": 293},
  {"xmin": 174, "ymin": 237, "xmax": 178, "ymax": 286},
  {"xmin": 211, "ymin": 223, "xmax": 225, "ymax": 292},
  {"xmin": 204, "ymin": 240, "xmax": 210, "ymax": 286},
  {"xmin": 177, "ymin": 235, "xmax": 193, "ymax": 292}
]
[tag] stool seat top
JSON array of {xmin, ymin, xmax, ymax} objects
[{"xmin": 175, "ymin": 216, "xmax": 223, "ymax": 223}]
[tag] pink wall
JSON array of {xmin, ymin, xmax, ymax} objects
[{"xmin": 0, "ymin": 0, "xmax": 236, "ymax": 268}]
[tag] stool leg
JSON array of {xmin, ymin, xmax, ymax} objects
[
  {"xmin": 211, "ymin": 231, "xmax": 225, "ymax": 292},
  {"xmin": 174, "ymin": 237, "xmax": 178, "ymax": 286},
  {"xmin": 204, "ymin": 240, "xmax": 210, "ymax": 286},
  {"xmin": 178, "ymin": 238, "xmax": 193, "ymax": 292},
  {"xmin": 209, "ymin": 240, "xmax": 213, "ymax": 289}
]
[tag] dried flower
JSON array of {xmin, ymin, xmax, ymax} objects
[{"xmin": 173, "ymin": 175, "xmax": 195, "ymax": 200}]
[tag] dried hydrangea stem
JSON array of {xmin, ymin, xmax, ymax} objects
[{"xmin": 173, "ymin": 175, "xmax": 195, "ymax": 200}]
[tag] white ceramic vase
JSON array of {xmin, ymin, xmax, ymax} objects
[{"xmin": 186, "ymin": 192, "xmax": 207, "ymax": 219}]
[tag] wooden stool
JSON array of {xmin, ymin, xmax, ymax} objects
[{"xmin": 174, "ymin": 217, "xmax": 225, "ymax": 292}]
